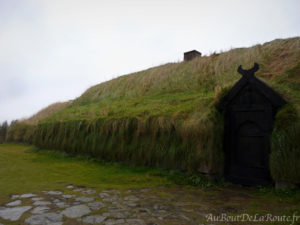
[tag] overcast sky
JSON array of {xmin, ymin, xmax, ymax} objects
[{"xmin": 0, "ymin": 0, "xmax": 299, "ymax": 123}]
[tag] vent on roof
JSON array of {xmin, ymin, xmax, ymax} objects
[{"xmin": 184, "ymin": 50, "xmax": 201, "ymax": 61}]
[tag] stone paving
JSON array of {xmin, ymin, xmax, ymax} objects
[{"xmin": 0, "ymin": 185, "xmax": 215, "ymax": 225}]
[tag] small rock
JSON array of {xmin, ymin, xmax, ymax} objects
[
  {"xmin": 75, "ymin": 197, "xmax": 95, "ymax": 203},
  {"xmin": 103, "ymin": 197, "xmax": 118, "ymax": 203},
  {"xmin": 104, "ymin": 219, "xmax": 125, "ymax": 225},
  {"xmin": 55, "ymin": 202, "xmax": 69, "ymax": 208},
  {"xmin": 153, "ymin": 204, "xmax": 167, "ymax": 210},
  {"xmin": 136, "ymin": 208, "xmax": 151, "ymax": 214},
  {"xmin": 125, "ymin": 202, "xmax": 137, "ymax": 207},
  {"xmin": 82, "ymin": 189, "xmax": 96, "ymax": 194},
  {"xmin": 81, "ymin": 215, "xmax": 107, "ymax": 224},
  {"xmin": 126, "ymin": 219, "xmax": 146, "ymax": 225},
  {"xmin": 0, "ymin": 206, "xmax": 32, "ymax": 221},
  {"xmin": 61, "ymin": 204, "xmax": 91, "ymax": 218},
  {"xmin": 52, "ymin": 199, "xmax": 61, "ymax": 203},
  {"xmin": 107, "ymin": 190, "xmax": 121, "ymax": 195},
  {"xmin": 33, "ymin": 201, "xmax": 51, "ymax": 206},
  {"xmin": 158, "ymin": 209, "xmax": 167, "ymax": 214},
  {"xmin": 31, "ymin": 206, "xmax": 50, "ymax": 214},
  {"xmin": 6, "ymin": 200, "xmax": 22, "ymax": 207},
  {"xmin": 62, "ymin": 194, "xmax": 76, "ymax": 199},
  {"xmin": 20, "ymin": 193, "xmax": 36, "ymax": 198},
  {"xmin": 99, "ymin": 192, "xmax": 110, "ymax": 198},
  {"xmin": 72, "ymin": 201, "xmax": 81, "ymax": 205},
  {"xmin": 117, "ymin": 204, "xmax": 131, "ymax": 210},
  {"xmin": 179, "ymin": 214, "xmax": 191, "ymax": 221},
  {"xmin": 102, "ymin": 212, "xmax": 110, "ymax": 217},
  {"xmin": 124, "ymin": 196, "xmax": 139, "ymax": 201},
  {"xmin": 66, "ymin": 185, "xmax": 74, "ymax": 189},
  {"xmin": 88, "ymin": 201, "xmax": 106, "ymax": 210},
  {"xmin": 11, "ymin": 195, "xmax": 20, "ymax": 200},
  {"xmin": 109, "ymin": 211, "xmax": 128, "ymax": 219},
  {"xmin": 198, "ymin": 224, "xmax": 216, "ymax": 225},
  {"xmin": 73, "ymin": 188, "xmax": 84, "ymax": 192},
  {"xmin": 25, "ymin": 212, "xmax": 63, "ymax": 225},
  {"xmin": 138, "ymin": 194, "xmax": 148, "ymax": 199},
  {"xmin": 32, "ymin": 197, "xmax": 44, "ymax": 201},
  {"xmin": 276, "ymin": 181, "xmax": 297, "ymax": 190},
  {"xmin": 46, "ymin": 191, "xmax": 63, "ymax": 195}
]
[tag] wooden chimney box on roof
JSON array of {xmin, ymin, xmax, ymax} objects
[{"xmin": 184, "ymin": 50, "xmax": 201, "ymax": 61}]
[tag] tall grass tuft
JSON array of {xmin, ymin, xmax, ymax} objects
[
  {"xmin": 27, "ymin": 108, "xmax": 223, "ymax": 174},
  {"xmin": 270, "ymin": 104, "xmax": 300, "ymax": 184}
]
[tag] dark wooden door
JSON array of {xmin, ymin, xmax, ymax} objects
[{"xmin": 225, "ymin": 105, "xmax": 272, "ymax": 186}]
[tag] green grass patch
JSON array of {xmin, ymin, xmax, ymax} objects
[
  {"xmin": 0, "ymin": 143, "xmax": 173, "ymax": 202},
  {"xmin": 44, "ymin": 91, "xmax": 214, "ymax": 122},
  {"xmin": 0, "ymin": 143, "xmax": 222, "ymax": 203}
]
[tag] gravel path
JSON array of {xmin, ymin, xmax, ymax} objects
[{"xmin": 0, "ymin": 185, "xmax": 215, "ymax": 225}]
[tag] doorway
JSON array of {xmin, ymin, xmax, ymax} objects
[{"xmin": 224, "ymin": 106, "xmax": 272, "ymax": 186}]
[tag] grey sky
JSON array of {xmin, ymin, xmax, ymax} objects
[{"xmin": 0, "ymin": 0, "xmax": 299, "ymax": 123}]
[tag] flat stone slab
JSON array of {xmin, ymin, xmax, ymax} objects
[
  {"xmin": 66, "ymin": 185, "xmax": 74, "ymax": 189},
  {"xmin": 99, "ymin": 192, "xmax": 110, "ymax": 198},
  {"xmin": 124, "ymin": 195, "xmax": 139, "ymax": 201},
  {"xmin": 0, "ymin": 206, "xmax": 32, "ymax": 221},
  {"xmin": 6, "ymin": 200, "xmax": 22, "ymax": 207},
  {"xmin": 88, "ymin": 201, "xmax": 106, "ymax": 210},
  {"xmin": 55, "ymin": 202, "xmax": 70, "ymax": 208},
  {"xmin": 25, "ymin": 212, "xmax": 63, "ymax": 225},
  {"xmin": 31, "ymin": 206, "xmax": 50, "ymax": 214},
  {"xmin": 32, "ymin": 197, "xmax": 44, "ymax": 201},
  {"xmin": 126, "ymin": 219, "xmax": 146, "ymax": 225},
  {"xmin": 45, "ymin": 191, "xmax": 63, "ymax": 195},
  {"xmin": 33, "ymin": 201, "xmax": 51, "ymax": 206},
  {"xmin": 73, "ymin": 188, "xmax": 84, "ymax": 192},
  {"xmin": 135, "ymin": 207, "xmax": 151, "ymax": 214},
  {"xmin": 72, "ymin": 201, "xmax": 81, "ymax": 205},
  {"xmin": 20, "ymin": 193, "xmax": 36, "ymax": 198},
  {"xmin": 104, "ymin": 219, "xmax": 125, "ymax": 225},
  {"xmin": 75, "ymin": 196, "xmax": 95, "ymax": 203},
  {"xmin": 81, "ymin": 215, "xmax": 107, "ymax": 224},
  {"xmin": 108, "ymin": 190, "xmax": 121, "ymax": 195},
  {"xmin": 62, "ymin": 194, "xmax": 75, "ymax": 199},
  {"xmin": 82, "ymin": 189, "xmax": 96, "ymax": 194},
  {"xmin": 11, "ymin": 195, "xmax": 20, "ymax": 200},
  {"xmin": 108, "ymin": 211, "xmax": 130, "ymax": 219},
  {"xmin": 52, "ymin": 199, "xmax": 61, "ymax": 203},
  {"xmin": 125, "ymin": 201, "xmax": 137, "ymax": 207},
  {"xmin": 61, "ymin": 204, "xmax": 91, "ymax": 218}
]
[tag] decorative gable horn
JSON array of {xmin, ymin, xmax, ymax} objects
[{"xmin": 237, "ymin": 62, "xmax": 259, "ymax": 78}]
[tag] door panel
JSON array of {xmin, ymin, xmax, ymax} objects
[
  {"xmin": 236, "ymin": 135, "xmax": 264, "ymax": 168},
  {"xmin": 225, "ymin": 106, "xmax": 272, "ymax": 185}
]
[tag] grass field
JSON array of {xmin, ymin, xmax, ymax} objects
[{"xmin": 0, "ymin": 143, "xmax": 174, "ymax": 203}]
